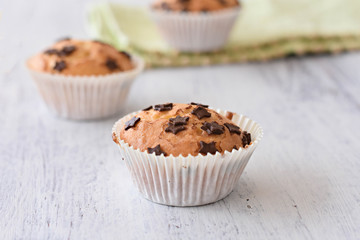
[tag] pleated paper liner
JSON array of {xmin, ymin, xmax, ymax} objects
[
  {"xmin": 27, "ymin": 56, "xmax": 145, "ymax": 120},
  {"xmin": 150, "ymin": 7, "xmax": 240, "ymax": 52},
  {"xmin": 112, "ymin": 110, "xmax": 263, "ymax": 206}
]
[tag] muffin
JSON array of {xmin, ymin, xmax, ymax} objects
[
  {"xmin": 27, "ymin": 38, "xmax": 144, "ymax": 120},
  {"xmin": 112, "ymin": 103, "xmax": 263, "ymax": 206},
  {"xmin": 150, "ymin": 0, "xmax": 241, "ymax": 52}
]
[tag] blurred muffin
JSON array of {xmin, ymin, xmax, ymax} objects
[
  {"xmin": 27, "ymin": 38, "xmax": 144, "ymax": 120},
  {"xmin": 112, "ymin": 102, "xmax": 263, "ymax": 206},
  {"xmin": 150, "ymin": 0, "xmax": 241, "ymax": 52}
]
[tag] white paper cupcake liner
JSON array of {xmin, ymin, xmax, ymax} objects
[
  {"xmin": 150, "ymin": 7, "xmax": 240, "ymax": 52},
  {"xmin": 112, "ymin": 109, "xmax": 263, "ymax": 206},
  {"xmin": 27, "ymin": 56, "xmax": 145, "ymax": 120}
]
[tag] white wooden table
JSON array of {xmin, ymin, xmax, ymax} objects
[{"xmin": 1, "ymin": 0, "xmax": 360, "ymax": 239}]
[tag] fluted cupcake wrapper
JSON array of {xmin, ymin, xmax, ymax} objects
[
  {"xmin": 27, "ymin": 56, "xmax": 145, "ymax": 120},
  {"xmin": 112, "ymin": 109, "xmax": 263, "ymax": 206},
  {"xmin": 150, "ymin": 7, "xmax": 240, "ymax": 52}
]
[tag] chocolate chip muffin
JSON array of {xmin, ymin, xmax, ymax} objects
[
  {"xmin": 115, "ymin": 103, "xmax": 251, "ymax": 157},
  {"xmin": 26, "ymin": 38, "xmax": 144, "ymax": 120},
  {"xmin": 152, "ymin": 0, "xmax": 240, "ymax": 12},
  {"xmin": 27, "ymin": 38, "xmax": 134, "ymax": 76},
  {"xmin": 112, "ymin": 103, "xmax": 262, "ymax": 206}
]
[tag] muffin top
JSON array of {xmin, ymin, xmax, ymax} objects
[
  {"xmin": 114, "ymin": 103, "xmax": 251, "ymax": 157},
  {"xmin": 27, "ymin": 38, "xmax": 134, "ymax": 76},
  {"xmin": 152, "ymin": 0, "xmax": 240, "ymax": 12}
]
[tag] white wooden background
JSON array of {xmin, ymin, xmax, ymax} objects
[{"xmin": 1, "ymin": 0, "xmax": 360, "ymax": 239}]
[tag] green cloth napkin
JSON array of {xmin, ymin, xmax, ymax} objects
[{"xmin": 86, "ymin": 0, "xmax": 360, "ymax": 68}]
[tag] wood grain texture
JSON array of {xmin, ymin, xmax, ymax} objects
[{"xmin": 0, "ymin": 0, "xmax": 360, "ymax": 239}]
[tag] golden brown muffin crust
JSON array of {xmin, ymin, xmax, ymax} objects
[
  {"xmin": 152, "ymin": 0, "xmax": 240, "ymax": 12},
  {"xmin": 27, "ymin": 39, "xmax": 134, "ymax": 76},
  {"xmin": 118, "ymin": 103, "xmax": 251, "ymax": 157}
]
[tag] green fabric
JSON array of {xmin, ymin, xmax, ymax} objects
[{"xmin": 86, "ymin": 1, "xmax": 360, "ymax": 68}]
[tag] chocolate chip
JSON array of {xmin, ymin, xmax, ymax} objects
[
  {"xmin": 53, "ymin": 60, "xmax": 66, "ymax": 72},
  {"xmin": 199, "ymin": 141, "xmax": 218, "ymax": 155},
  {"xmin": 191, "ymin": 107, "xmax": 211, "ymax": 119},
  {"xmin": 124, "ymin": 116, "xmax": 140, "ymax": 130},
  {"xmin": 154, "ymin": 103, "xmax": 173, "ymax": 111},
  {"xmin": 165, "ymin": 115, "xmax": 189, "ymax": 134},
  {"xmin": 224, "ymin": 123, "xmax": 241, "ymax": 135},
  {"xmin": 233, "ymin": 145, "xmax": 238, "ymax": 150},
  {"xmin": 242, "ymin": 131, "xmax": 251, "ymax": 147},
  {"xmin": 201, "ymin": 122, "xmax": 224, "ymax": 135},
  {"xmin": 165, "ymin": 123, "xmax": 186, "ymax": 135},
  {"xmin": 218, "ymin": 0, "xmax": 227, "ymax": 5},
  {"xmin": 44, "ymin": 46, "xmax": 76, "ymax": 57},
  {"xmin": 105, "ymin": 58, "xmax": 120, "ymax": 71},
  {"xmin": 120, "ymin": 51, "xmax": 131, "ymax": 59},
  {"xmin": 190, "ymin": 102, "xmax": 209, "ymax": 108},
  {"xmin": 148, "ymin": 144, "xmax": 166, "ymax": 156},
  {"xmin": 142, "ymin": 106, "xmax": 153, "ymax": 111},
  {"xmin": 44, "ymin": 49, "xmax": 59, "ymax": 55},
  {"xmin": 58, "ymin": 45, "xmax": 76, "ymax": 56},
  {"xmin": 169, "ymin": 116, "xmax": 189, "ymax": 126}
]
